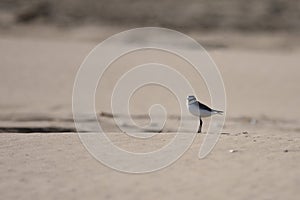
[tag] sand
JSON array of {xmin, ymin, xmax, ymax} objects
[{"xmin": 0, "ymin": 25, "xmax": 300, "ymax": 200}]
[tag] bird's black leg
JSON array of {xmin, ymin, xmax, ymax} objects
[{"xmin": 198, "ymin": 117, "xmax": 203, "ymax": 133}]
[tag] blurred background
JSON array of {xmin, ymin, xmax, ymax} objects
[
  {"xmin": 1, "ymin": 0, "xmax": 300, "ymax": 32},
  {"xmin": 1, "ymin": 0, "xmax": 300, "ymax": 129}
]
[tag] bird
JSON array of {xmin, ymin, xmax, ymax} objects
[{"xmin": 187, "ymin": 95, "xmax": 223, "ymax": 133}]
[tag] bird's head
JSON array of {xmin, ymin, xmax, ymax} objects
[{"xmin": 187, "ymin": 95, "xmax": 197, "ymax": 104}]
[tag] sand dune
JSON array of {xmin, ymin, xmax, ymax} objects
[{"xmin": 0, "ymin": 26, "xmax": 300, "ymax": 199}]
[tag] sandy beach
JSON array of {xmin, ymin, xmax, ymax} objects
[{"xmin": 0, "ymin": 24, "xmax": 300, "ymax": 200}]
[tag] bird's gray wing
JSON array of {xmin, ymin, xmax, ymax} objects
[{"xmin": 197, "ymin": 101, "xmax": 212, "ymax": 111}]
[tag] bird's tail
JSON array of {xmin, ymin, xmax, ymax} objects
[{"xmin": 212, "ymin": 110, "xmax": 224, "ymax": 115}]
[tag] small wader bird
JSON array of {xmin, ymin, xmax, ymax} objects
[{"xmin": 187, "ymin": 95, "xmax": 223, "ymax": 133}]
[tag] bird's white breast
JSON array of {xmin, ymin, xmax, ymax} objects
[{"xmin": 188, "ymin": 103, "xmax": 212, "ymax": 118}]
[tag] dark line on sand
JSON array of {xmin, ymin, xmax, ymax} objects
[{"xmin": 0, "ymin": 127, "xmax": 76, "ymax": 133}]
